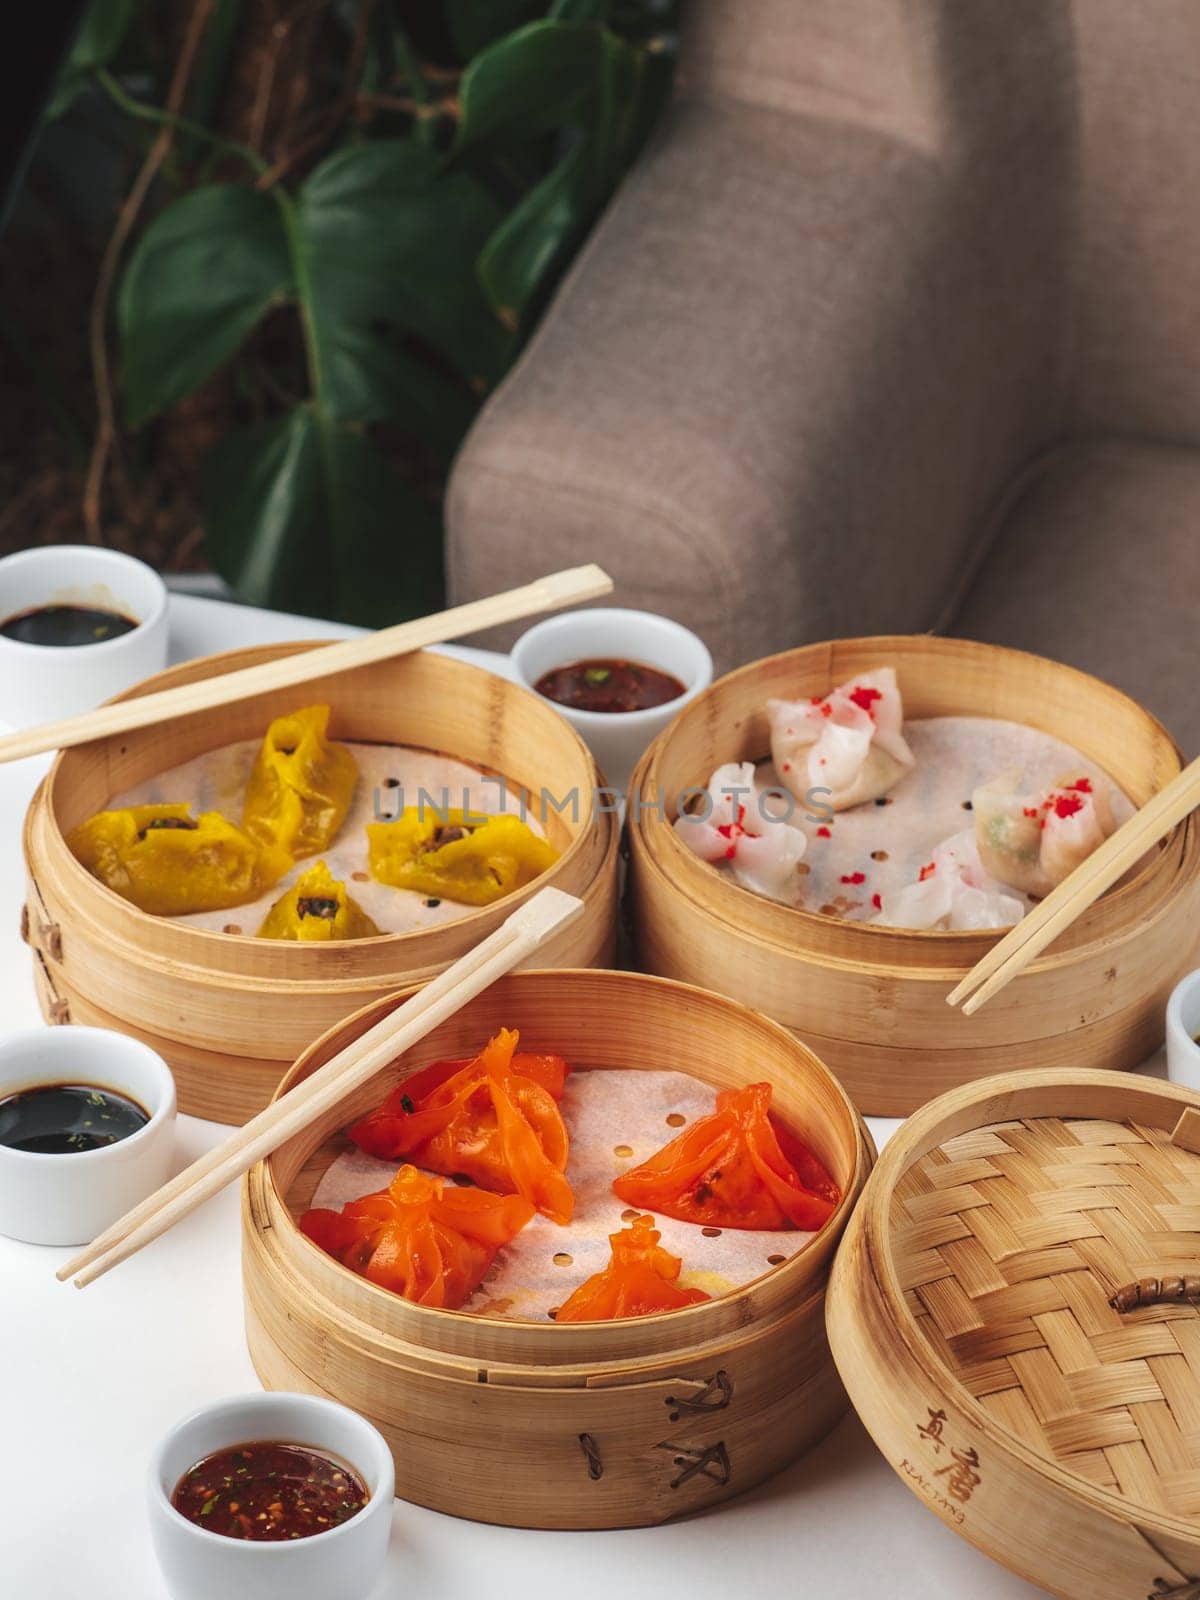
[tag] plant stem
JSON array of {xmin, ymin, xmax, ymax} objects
[
  {"xmin": 391, "ymin": 22, "xmax": 433, "ymax": 109},
  {"xmin": 269, "ymin": 188, "xmax": 323, "ymax": 407},
  {"xmin": 84, "ymin": 7, "xmax": 227, "ymax": 544},
  {"xmin": 94, "ymin": 66, "xmax": 270, "ymax": 178}
]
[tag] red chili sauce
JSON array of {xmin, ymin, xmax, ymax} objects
[
  {"xmin": 534, "ymin": 658, "xmax": 685, "ymax": 714},
  {"xmin": 171, "ymin": 1440, "xmax": 369, "ymax": 1541}
]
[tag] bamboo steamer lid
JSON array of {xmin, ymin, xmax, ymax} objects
[
  {"xmin": 627, "ymin": 635, "xmax": 1200, "ymax": 1115},
  {"xmin": 827, "ymin": 1068, "xmax": 1200, "ymax": 1600},
  {"xmin": 243, "ymin": 969, "xmax": 874, "ymax": 1529}
]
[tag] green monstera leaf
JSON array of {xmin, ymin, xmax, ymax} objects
[
  {"xmin": 454, "ymin": 20, "xmax": 657, "ymax": 326},
  {"xmin": 119, "ymin": 141, "xmax": 507, "ymax": 619},
  {"xmin": 295, "ymin": 140, "xmax": 510, "ymax": 413},
  {"xmin": 321, "ymin": 325, "xmax": 476, "ymax": 461},
  {"xmin": 121, "ymin": 143, "xmax": 508, "ymax": 430},
  {"xmin": 109, "ymin": 7, "xmax": 674, "ymax": 625},
  {"xmin": 119, "ymin": 185, "xmax": 292, "ymax": 427},
  {"xmin": 204, "ymin": 408, "xmax": 443, "ymax": 625}
]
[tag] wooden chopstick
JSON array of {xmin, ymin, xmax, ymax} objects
[
  {"xmin": 57, "ymin": 886, "xmax": 584, "ymax": 1289},
  {"xmin": 947, "ymin": 752, "xmax": 1200, "ymax": 1015},
  {"xmin": 0, "ymin": 565, "xmax": 612, "ymax": 765}
]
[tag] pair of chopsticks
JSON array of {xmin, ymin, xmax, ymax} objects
[
  {"xmin": 58, "ymin": 886, "xmax": 584, "ymax": 1288},
  {"xmin": 0, "ymin": 564, "xmax": 612, "ymax": 765},
  {"xmin": 949, "ymin": 753, "xmax": 1200, "ymax": 1014},
  {"xmin": 32, "ymin": 566, "xmax": 608, "ymax": 1285}
]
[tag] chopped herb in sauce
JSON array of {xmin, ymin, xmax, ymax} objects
[
  {"xmin": 0, "ymin": 1081, "xmax": 149, "ymax": 1154},
  {"xmin": 171, "ymin": 1441, "xmax": 368, "ymax": 1542}
]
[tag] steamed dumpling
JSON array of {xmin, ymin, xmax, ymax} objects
[
  {"xmin": 973, "ymin": 770, "xmax": 1115, "ymax": 899},
  {"xmin": 68, "ymin": 803, "xmax": 267, "ymax": 916},
  {"xmin": 674, "ymin": 761, "xmax": 808, "ymax": 903},
  {"xmin": 768, "ymin": 667, "xmax": 914, "ymax": 812},
  {"xmin": 873, "ymin": 830, "xmax": 1024, "ymax": 930},
  {"xmin": 367, "ymin": 809, "xmax": 558, "ymax": 906},
  {"xmin": 242, "ymin": 704, "xmax": 357, "ymax": 877},
  {"xmin": 256, "ymin": 860, "xmax": 380, "ymax": 942}
]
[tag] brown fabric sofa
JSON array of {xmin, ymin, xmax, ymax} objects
[{"xmin": 446, "ymin": 0, "xmax": 1200, "ymax": 753}]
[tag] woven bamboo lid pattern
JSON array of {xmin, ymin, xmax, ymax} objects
[
  {"xmin": 827, "ymin": 1071, "xmax": 1200, "ymax": 1600},
  {"xmin": 896, "ymin": 1114, "xmax": 1200, "ymax": 1517}
]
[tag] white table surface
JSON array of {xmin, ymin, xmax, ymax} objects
[{"xmin": 0, "ymin": 593, "xmax": 1164, "ymax": 1599}]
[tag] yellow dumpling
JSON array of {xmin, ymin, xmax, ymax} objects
[
  {"xmin": 242, "ymin": 705, "xmax": 357, "ymax": 875},
  {"xmin": 367, "ymin": 808, "xmax": 558, "ymax": 906},
  {"xmin": 257, "ymin": 860, "xmax": 380, "ymax": 942},
  {"xmin": 69, "ymin": 803, "xmax": 266, "ymax": 916}
]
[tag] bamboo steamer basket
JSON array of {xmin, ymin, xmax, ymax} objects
[
  {"xmin": 627, "ymin": 635, "xmax": 1200, "ymax": 1115},
  {"xmin": 827, "ymin": 1068, "xmax": 1200, "ymax": 1600},
  {"xmin": 242, "ymin": 968, "xmax": 872, "ymax": 1529},
  {"xmin": 22, "ymin": 643, "xmax": 618, "ymax": 1124}
]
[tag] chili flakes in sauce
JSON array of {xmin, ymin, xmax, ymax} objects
[{"xmin": 171, "ymin": 1441, "xmax": 368, "ymax": 1541}]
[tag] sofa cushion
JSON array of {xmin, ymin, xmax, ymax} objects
[
  {"xmin": 682, "ymin": 0, "xmax": 939, "ymax": 137},
  {"xmin": 950, "ymin": 440, "xmax": 1200, "ymax": 754},
  {"xmin": 446, "ymin": 84, "xmax": 1065, "ymax": 674},
  {"xmin": 1066, "ymin": 0, "xmax": 1200, "ymax": 441},
  {"xmin": 685, "ymin": 0, "xmax": 1200, "ymax": 442}
]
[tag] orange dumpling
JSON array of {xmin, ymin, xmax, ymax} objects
[
  {"xmin": 555, "ymin": 1214, "xmax": 711, "ymax": 1322},
  {"xmin": 353, "ymin": 1046, "xmax": 569, "ymax": 1120},
  {"xmin": 299, "ymin": 1164, "xmax": 533, "ymax": 1309},
  {"xmin": 347, "ymin": 1028, "xmax": 574, "ymax": 1224},
  {"xmin": 612, "ymin": 1082, "xmax": 840, "ymax": 1231}
]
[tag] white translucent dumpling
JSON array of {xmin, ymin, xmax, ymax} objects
[
  {"xmin": 873, "ymin": 830, "xmax": 1024, "ymax": 931},
  {"xmin": 674, "ymin": 761, "xmax": 808, "ymax": 903},
  {"xmin": 768, "ymin": 666, "xmax": 915, "ymax": 812},
  {"xmin": 973, "ymin": 769, "xmax": 1116, "ymax": 899}
]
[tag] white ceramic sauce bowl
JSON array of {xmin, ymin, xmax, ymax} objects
[
  {"xmin": 1166, "ymin": 969, "xmax": 1200, "ymax": 1091},
  {"xmin": 511, "ymin": 607, "xmax": 713, "ymax": 792},
  {"xmin": 0, "ymin": 545, "xmax": 169, "ymax": 726},
  {"xmin": 0, "ymin": 1025, "xmax": 176, "ymax": 1246},
  {"xmin": 148, "ymin": 1393, "xmax": 395, "ymax": 1600}
]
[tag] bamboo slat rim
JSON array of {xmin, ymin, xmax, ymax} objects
[
  {"xmin": 241, "ymin": 1266, "xmax": 852, "ymax": 1529},
  {"xmin": 848, "ymin": 1066, "xmax": 1200, "ymax": 1542},
  {"xmin": 635, "ymin": 633, "xmax": 1184, "ymax": 957},
  {"xmin": 254, "ymin": 968, "xmax": 873, "ymax": 1361},
  {"xmin": 40, "ymin": 640, "xmax": 605, "ymax": 963}
]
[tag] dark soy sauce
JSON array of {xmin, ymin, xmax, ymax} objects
[
  {"xmin": 0, "ymin": 603, "xmax": 139, "ymax": 648},
  {"xmin": 0, "ymin": 1082, "xmax": 149, "ymax": 1154}
]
